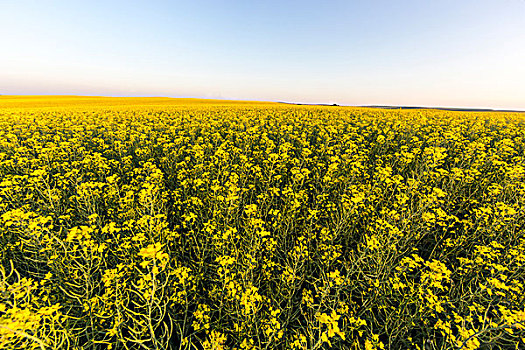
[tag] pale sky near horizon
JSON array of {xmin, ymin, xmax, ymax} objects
[{"xmin": 1, "ymin": 0, "xmax": 524, "ymax": 109}]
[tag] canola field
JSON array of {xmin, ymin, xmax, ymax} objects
[{"xmin": 1, "ymin": 96, "xmax": 524, "ymax": 350}]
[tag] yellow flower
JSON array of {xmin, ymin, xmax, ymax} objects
[{"xmin": 138, "ymin": 242, "xmax": 163, "ymax": 259}]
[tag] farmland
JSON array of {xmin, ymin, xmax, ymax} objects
[{"xmin": 0, "ymin": 96, "xmax": 524, "ymax": 349}]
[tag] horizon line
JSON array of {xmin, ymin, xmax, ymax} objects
[{"xmin": 1, "ymin": 94, "xmax": 524, "ymax": 113}]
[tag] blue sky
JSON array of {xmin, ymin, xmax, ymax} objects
[{"xmin": 1, "ymin": 0, "xmax": 524, "ymax": 109}]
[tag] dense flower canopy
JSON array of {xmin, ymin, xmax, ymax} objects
[{"xmin": 1, "ymin": 97, "xmax": 524, "ymax": 349}]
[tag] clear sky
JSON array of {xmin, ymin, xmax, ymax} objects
[{"xmin": 1, "ymin": 0, "xmax": 524, "ymax": 109}]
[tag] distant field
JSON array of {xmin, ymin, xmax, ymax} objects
[
  {"xmin": 0, "ymin": 95, "xmax": 277, "ymax": 109},
  {"xmin": 1, "ymin": 96, "xmax": 524, "ymax": 349}
]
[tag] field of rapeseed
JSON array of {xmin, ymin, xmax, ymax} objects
[{"xmin": 1, "ymin": 96, "xmax": 524, "ymax": 349}]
